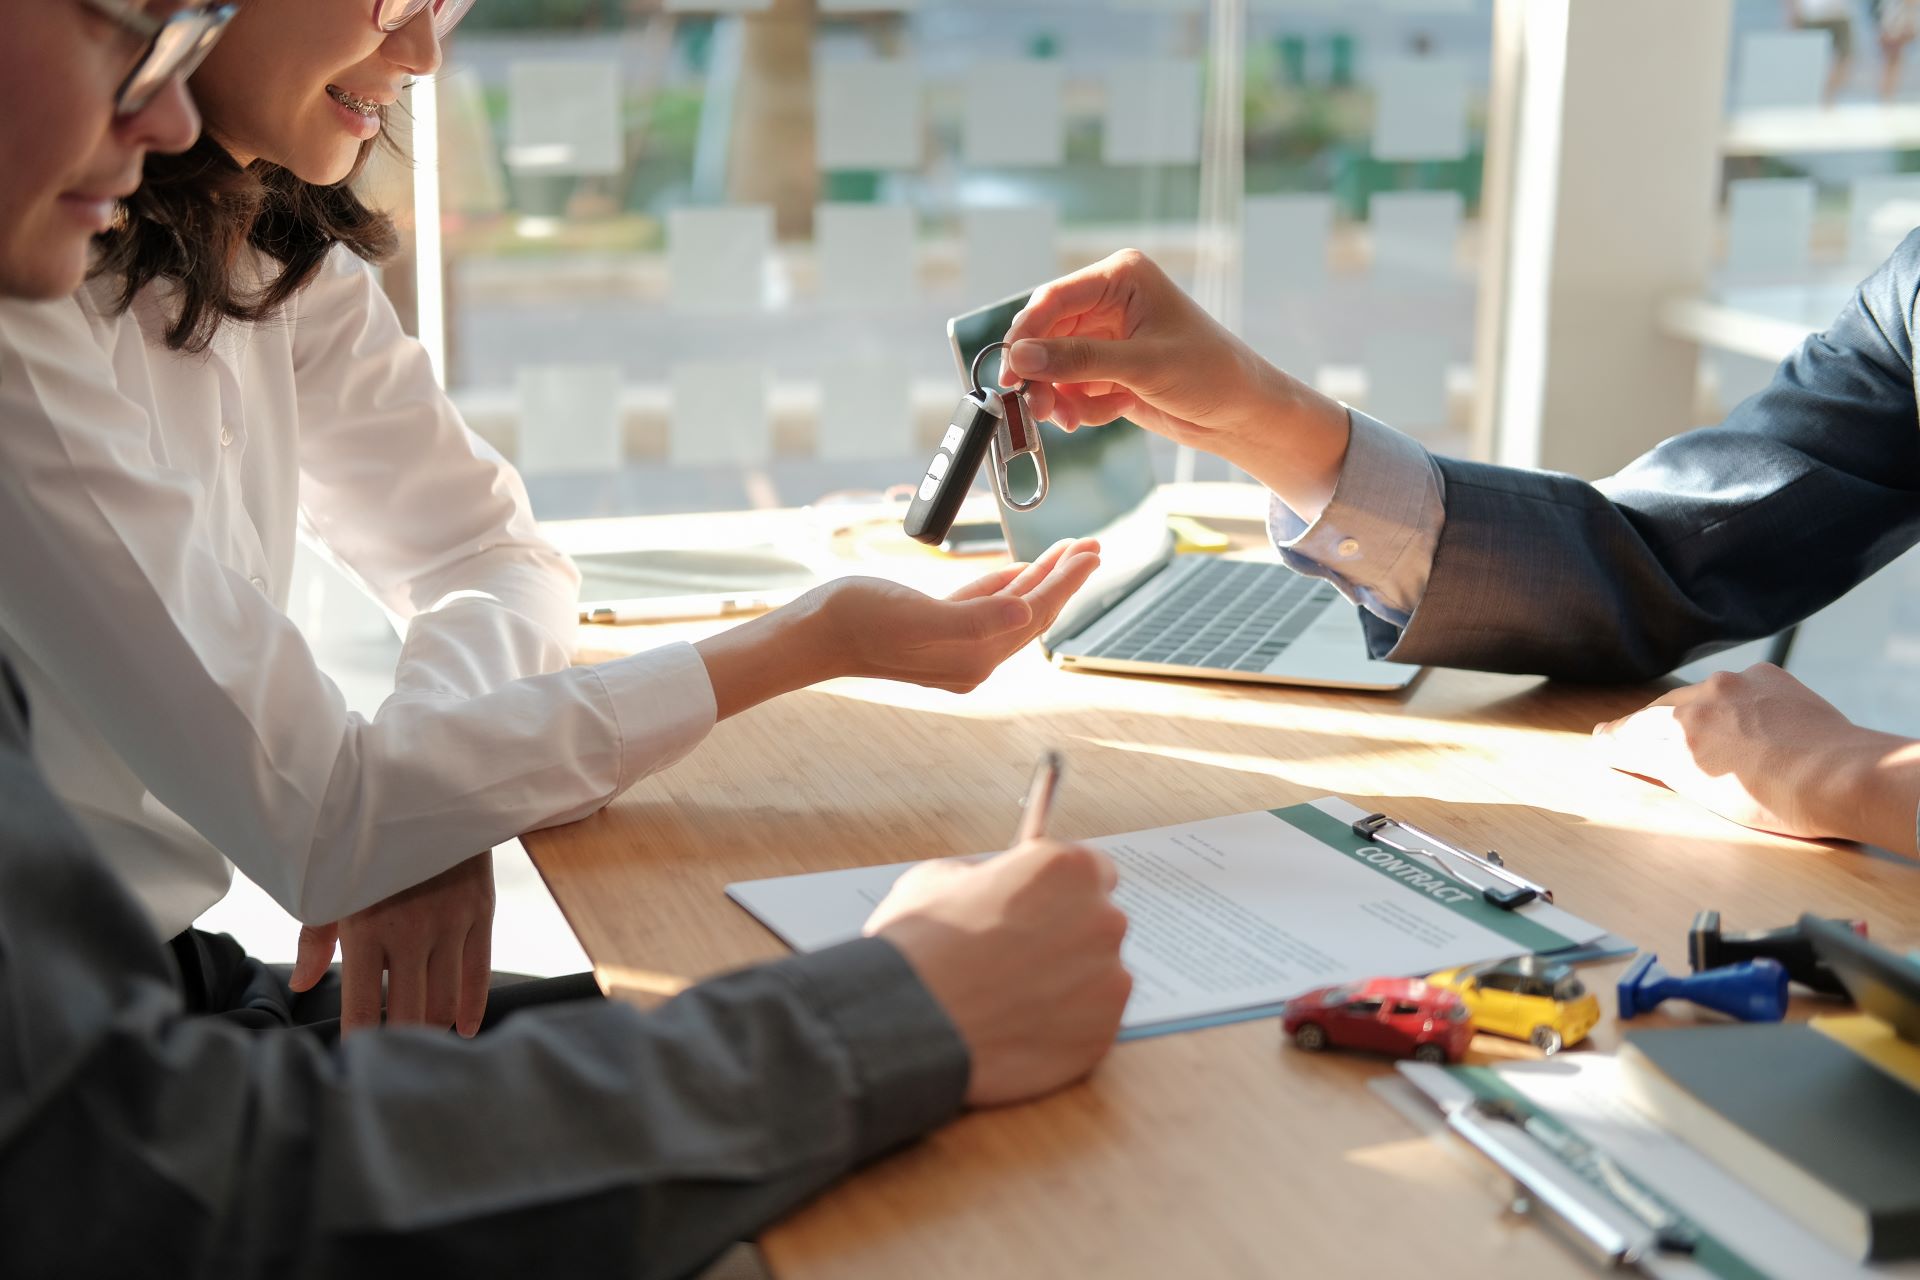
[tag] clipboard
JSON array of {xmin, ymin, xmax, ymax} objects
[{"xmin": 1387, "ymin": 1063, "xmax": 1782, "ymax": 1279}]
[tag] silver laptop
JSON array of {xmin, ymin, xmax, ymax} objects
[{"xmin": 951, "ymin": 294, "xmax": 1419, "ymax": 692}]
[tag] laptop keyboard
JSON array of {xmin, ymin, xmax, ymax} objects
[{"xmin": 1085, "ymin": 561, "xmax": 1341, "ymax": 673}]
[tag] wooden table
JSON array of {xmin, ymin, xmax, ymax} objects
[{"xmin": 527, "ymin": 499, "xmax": 1920, "ymax": 1279}]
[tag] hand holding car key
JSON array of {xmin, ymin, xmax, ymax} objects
[{"xmin": 904, "ymin": 340, "xmax": 1049, "ymax": 545}]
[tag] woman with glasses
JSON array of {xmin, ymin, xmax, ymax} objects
[
  {"xmin": 0, "ymin": 0, "xmax": 1101, "ymax": 1041},
  {"xmin": 0, "ymin": 6, "xmax": 1128, "ymax": 1274}
]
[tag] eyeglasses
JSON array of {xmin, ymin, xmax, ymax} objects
[
  {"xmin": 81, "ymin": 0, "xmax": 238, "ymax": 118},
  {"xmin": 371, "ymin": 0, "xmax": 478, "ymax": 39}
]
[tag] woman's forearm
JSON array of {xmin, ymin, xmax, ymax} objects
[{"xmin": 693, "ymin": 592, "xmax": 846, "ymax": 723}]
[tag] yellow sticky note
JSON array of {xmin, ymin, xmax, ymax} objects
[
  {"xmin": 1168, "ymin": 515, "xmax": 1230, "ymax": 554},
  {"xmin": 1810, "ymin": 1013, "xmax": 1920, "ymax": 1091}
]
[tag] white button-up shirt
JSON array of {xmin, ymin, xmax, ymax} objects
[{"xmin": 0, "ymin": 248, "xmax": 717, "ymax": 938}]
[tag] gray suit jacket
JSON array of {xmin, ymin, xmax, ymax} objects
[
  {"xmin": 0, "ymin": 662, "xmax": 969, "ymax": 1278},
  {"xmin": 1366, "ymin": 230, "xmax": 1920, "ymax": 681}
]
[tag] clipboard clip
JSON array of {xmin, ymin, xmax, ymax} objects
[{"xmin": 1350, "ymin": 813, "xmax": 1551, "ymax": 911}]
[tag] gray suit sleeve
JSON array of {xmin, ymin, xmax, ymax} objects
[
  {"xmin": 0, "ymin": 723, "xmax": 968, "ymax": 1279},
  {"xmin": 1365, "ymin": 231, "xmax": 1920, "ymax": 682}
]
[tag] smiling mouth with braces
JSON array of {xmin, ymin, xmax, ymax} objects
[{"xmin": 326, "ymin": 85, "xmax": 383, "ymax": 117}]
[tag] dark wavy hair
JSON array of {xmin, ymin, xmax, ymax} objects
[{"xmin": 91, "ymin": 132, "xmax": 398, "ymax": 354}]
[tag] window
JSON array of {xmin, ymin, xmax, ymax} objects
[
  {"xmin": 1663, "ymin": 0, "xmax": 1920, "ymax": 734},
  {"xmin": 1696, "ymin": 0, "xmax": 1920, "ymax": 419},
  {"xmin": 1243, "ymin": 2, "xmax": 1493, "ymax": 463},
  {"xmin": 379, "ymin": 0, "xmax": 1500, "ymax": 525}
]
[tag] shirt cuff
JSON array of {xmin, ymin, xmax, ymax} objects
[
  {"xmin": 590, "ymin": 641, "xmax": 719, "ymax": 794},
  {"xmin": 771, "ymin": 936, "xmax": 971, "ymax": 1166},
  {"xmin": 1266, "ymin": 407, "xmax": 1446, "ymax": 628}
]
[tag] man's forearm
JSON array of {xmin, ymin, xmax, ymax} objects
[
  {"xmin": 5, "ymin": 926, "xmax": 968, "ymax": 1279},
  {"xmin": 4, "ymin": 660, "xmax": 970, "ymax": 1277},
  {"xmin": 1819, "ymin": 731, "xmax": 1920, "ymax": 857},
  {"xmin": 1214, "ymin": 365, "xmax": 1352, "ymax": 523}
]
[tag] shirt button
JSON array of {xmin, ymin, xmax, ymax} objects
[
  {"xmin": 1336, "ymin": 537, "xmax": 1361, "ymax": 558},
  {"xmin": 220, "ymin": 427, "xmax": 235, "ymax": 447},
  {"xmin": 249, "ymin": 576, "xmax": 267, "ymax": 591}
]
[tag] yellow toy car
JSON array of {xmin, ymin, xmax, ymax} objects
[{"xmin": 1426, "ymin": 956, "xmax": 1600, "ymax": 1055}]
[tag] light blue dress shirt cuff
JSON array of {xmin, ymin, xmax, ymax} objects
[{"xmin": 1266, "ymin": 408, "xmax": 1447, "ymax": 630}]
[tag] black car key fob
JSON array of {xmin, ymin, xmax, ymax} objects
[
  {"xmin": 902, "ymin": 339, "xmax": 1049, "ymax": 546},
  {"xmin": 904, "ymin": 388, "xmax": 1000, "ymax": 546}
]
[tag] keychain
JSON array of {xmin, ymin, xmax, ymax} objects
[{"xmin": 903, "ymin": 340, "xmax": 1049, "ymax": 545}]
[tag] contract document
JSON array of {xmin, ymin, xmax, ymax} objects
[{"xmin": 728, "ymin": 797, "xmax": 1613, "ymax": 1038}]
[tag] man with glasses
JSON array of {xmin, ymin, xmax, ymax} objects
[
  {"xmin": 0, "ymin": 0, "xmax": 226, "ymax": 299},
  {"xmin": 0, "ymin": 5, "xmax": 1131, "ymax": 1275}
]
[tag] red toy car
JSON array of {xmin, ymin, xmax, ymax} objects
[{"xmin": 1283, "ymin": 977, "xmax": 1475, "ymax": 1064}]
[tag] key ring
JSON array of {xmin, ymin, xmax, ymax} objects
[
  {"xmin": 970, "ymin": 340, "xmax": 1029, "ymax": 398},
  {"xmin": 969, "ymin": 341, "xmax": 1048, "ymax": 513}
]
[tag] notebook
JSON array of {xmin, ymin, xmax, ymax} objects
[{"xmin": 1618, "ymin": 1023, "xmax": 1920, "ymax": 1263}]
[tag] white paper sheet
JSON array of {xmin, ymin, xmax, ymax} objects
[
  {"xmin": 515, "ymin": 364, "xmax": 623, "ymax": 476},
  {"xmin": 729, "ymin": 797, "xmax": 1608, "ymax": 1035},
  {"xmin": 506, "ymin": 61, "xmax": 621, "ymax": 176},
  {"xmin": 815, "ymin": 203, "xmax": 915, "ymax": 307},
  {"xmin": 669, "ymin": 362, "xmax": 770, "ymax": 466},
  {"xmin": 1370, "ymin": 189, "xmax": 1462, "ymax": 284},
  {"xmin": 817, "ymin": 358, "xmax": 915, "ymax": 461},
  {"xmin": 1364, "ymin": 331, "xmax": 1450, "ymax": 431},
  {"xmin": 1104, "ymin": 59, "xmax": 1203, "ymax": 166},
  {"xmin": 965, "ymin": 60, "xmax": 1066, "ymax": 168},
  {"xmin": 963, "ymin": 204, "xmax": 1058, "ymax": 307},
  {"xmin": 816, "ymin": 61, "xmax": 922, "ymax": 171},
  {"xmin": 1726, "ymin": 177, "xmax": 1815, "ymax": 276},
  {"xmin": 1733, "ymin": 31, "xmax": 1830, "ymax": 112},
  {"xmin": 669, "ymin": 205, "xmax": 772, "ymax": 313},
  {"xmin": 1243, "ymin": 193, "xmax": 1335, "ymax": 293},
  {"xmin": 1371, "ymin": 57, "xmax": 1469, "ymax": 163},
  {"xmin": 1849, "ymin": 175, "xmax": 1920, "ymax": 268}
]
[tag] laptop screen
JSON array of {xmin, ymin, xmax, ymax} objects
[{"xmin": 948, "ymin": 292, "xmax": 1173, "ymax": 645}]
